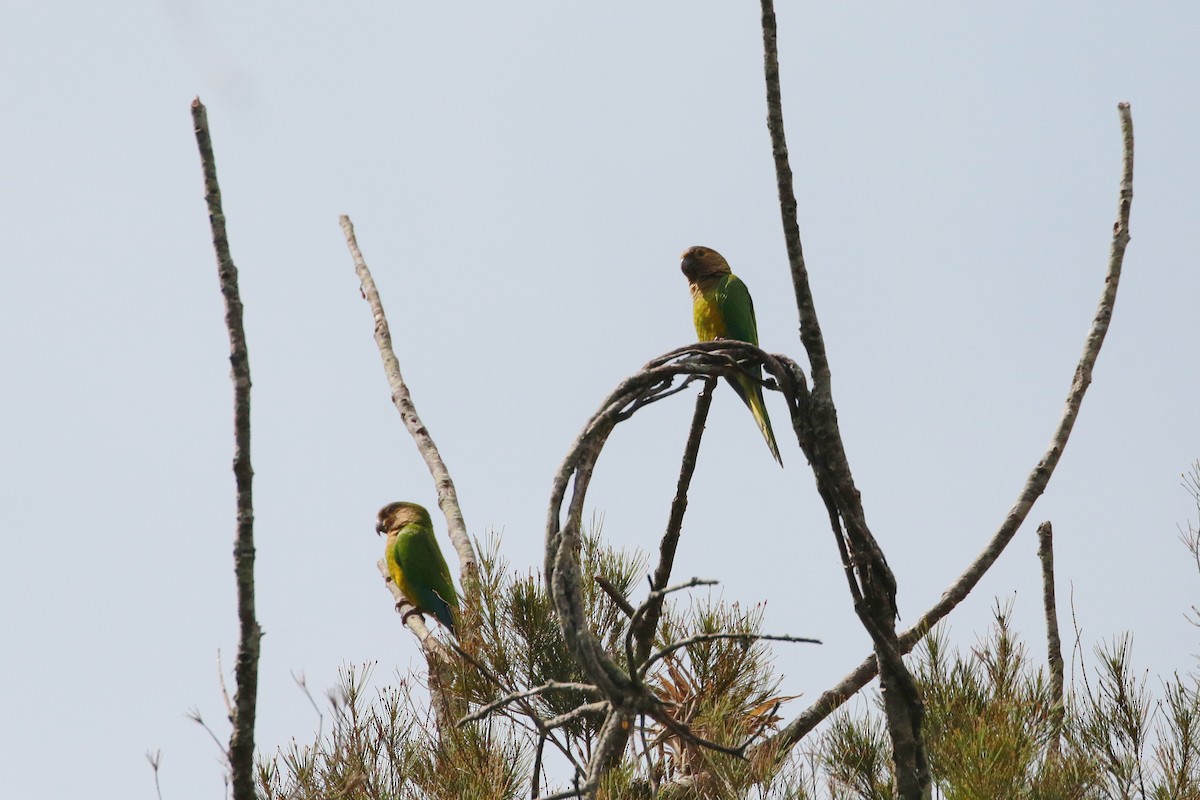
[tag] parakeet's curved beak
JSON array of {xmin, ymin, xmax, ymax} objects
[
  {"xmin": 375, "ymin": 522, "xmax": 385, "ymax": 536},
  {"xmin": 680, "ymin": 254, "xmax": 693, "ymax": 274}
]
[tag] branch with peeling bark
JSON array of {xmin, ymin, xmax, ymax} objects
[
  {"xmin": 191, "ymin": 97, "xmax": 261, "ymax": 800},
  {"xmin": 340, "ymin": 216, "xmax": 479, "ymax": 634},
  {"xmin": 340, "ymin": 215, "xmax": 482, "ymax": 730},
  {"xmin": 340, "ymin": 215, "xmax": 478, "ymax": 589}
]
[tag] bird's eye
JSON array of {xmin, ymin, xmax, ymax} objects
[{"xmin": 694, "ymin": 247, "xmax": 706, "ymax": 257}]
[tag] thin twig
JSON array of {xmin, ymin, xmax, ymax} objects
[
  {"xmin": 533, "ymin": 781, "xmax": 596, "ymax": 800},
  {"xmin": 531, "ymin": 735, "xmax": 546, "ymax": 800},
  {"xmin": 640, "ymin": 632, "xmax": 821, "ymax": 678},
  {"xmin": 615, "ymin": 376, "xmax": 703, "ymax": 420},
  {"xmin": 764, "ymin": 101, "xmax": 1136, "ymax": 753},
  {"xmin": 216, "ymin": 649, "xmax": 233, "ymax": 719},
  {"xmin": 146, "ymin": 749, "xmax": 164, "ymax": 800},
  {"xmin": 593, "ymin": 574, "xmax": 637, "ymax": 619},
  {"xmin": 445, "ymin": 631, "xmax": 588, "ymax": 777},
  {"xmin": 544, "ymin": 702, "xmax": 611, "ymax": 731},
  {"xmin": 186, "ymin": 707, "xmax": 231, "ymax": 758},
  {"xmin": 638, "ymin": 712, "xmax": 661, "ymax": 796},
  {"xmin": 648, "ymin": 706, "xmax": 756, "ymax": 760},
  {"xmin": 339, "ymin": 215, "xmax": 478, "ymax": 586},
  {"xmin": 191, "ymin": 97, "xmax": 260, "ymax": 800},
  {"xmin": 291, "ymin": 670, "xmax": 326, "ymax": 740},
  {"xmin": 459, "ymin": 681, "xmax": 601, "ymax": 725},
  {"xmin": 624, "ymin": 576, "xmax": 720, "ymax": 680}
]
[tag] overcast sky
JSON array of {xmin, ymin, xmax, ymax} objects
[{"xmin": 2, "ymin": 2, "xmax": 1198, "ymax": 797}]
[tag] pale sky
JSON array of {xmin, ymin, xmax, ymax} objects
[{"xmin": 2, "ymin": 2, "xmax": 1198, "ymax": 798}]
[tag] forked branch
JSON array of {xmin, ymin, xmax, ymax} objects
[{"xmin": 763, "ymin": 101, "xmax": 1135, "ymax": 753}]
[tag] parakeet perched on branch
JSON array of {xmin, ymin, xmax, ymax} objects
[
  {"xmin": 680, "ymin": 245, "xmax": 782, "ymax": 466},
  {"xmin": 376, "ymin": 501, "xmax": 459, "ymax": 634}
]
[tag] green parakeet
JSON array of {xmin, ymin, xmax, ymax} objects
[
  {"xmin": 376, "ymin": 501, "xmax": 459, "ymax": 635},
  {"xmin": 680, "ymin": 245, "xmax": 782, "ymax": 465}
]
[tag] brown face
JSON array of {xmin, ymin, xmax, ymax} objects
[
  {"xmin": 376, "ymin": 501, "xmax": 427, "ymax": 535},
  {"xmin": 680, "ymin": 245, "xmax": 730, "ymax": 282}
]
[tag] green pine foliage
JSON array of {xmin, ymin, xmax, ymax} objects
[{"xmin": 257, "ymin": 515, "xmax": 1200, "ymax": 800}]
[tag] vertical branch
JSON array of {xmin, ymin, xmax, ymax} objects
[
  {"xmin": 759, "ymin": 3, "xmax": 928, "ymax": 795},
  {"xmin": 760, "ymin": 0, "xmax": 829, "ymax": 386},
  {"xmin": 632, "ymin": 379, "xmax": 715, "ymax": 666},
  {"xmin": 339, "ymin": 215, "xmax": 478, "ymax": 587},
  {"xmin": 1037, "ymin": 521, "xmax": 1065, "ymax": 760},
  {"xmin": 191, "ymin": 97, "xmax": 260, "ymax": 800}
]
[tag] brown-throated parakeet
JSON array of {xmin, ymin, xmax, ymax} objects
[
  {"xmin": 376, "ymin": 501, "xmax": 459, "ymax": 634},
  {"xmin": 680, "ymin": 245, "xmax": 782, "ymax": 465}
]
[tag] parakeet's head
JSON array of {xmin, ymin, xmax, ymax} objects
[
  {"xmin": 376, "ymin": 501, "xmax": 432, "ymax": 535},
  {"xmin": 680, "ymin": 245, "xmax": 732, "ymax": 283}
]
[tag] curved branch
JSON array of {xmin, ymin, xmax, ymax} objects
[
  {"xmin": 764, "ymin": 101, "xmax": 1135, "ymax": 752},
  {"xmin": 545, "ymin": 343, "xmax": 801, "ymax": 786},
  {"xmin": 339, "ymin": 215, "xmax": 477, "ymax": 587}
]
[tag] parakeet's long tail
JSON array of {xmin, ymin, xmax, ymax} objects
[
  {"xmin": 430, "ymin": 595, "xmax": 457, "ymax": 636},
  {"xmin": 730, "ymin": 375, "xmax": 783, "ymax": 466}
]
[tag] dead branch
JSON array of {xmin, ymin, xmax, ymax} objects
[
  {"xmin": 632, "ymin": 380, "xmax": 716, "ymax": 667},
  {"xmin": 1038, "ymin": 521, "xmax": 1066, "ymax": 759},
  {"xmin": 763, "ymin": 101, "xmax": 1135, "ymax": 754},
  {"xmin": 760, "ymin": 3, "xmax": 926, "ymax": 790},
  {"xmin": 544, "ymin": 342, "xmax": 812, "ymax": 792},
  {"xmin": 640, "ymin": 632, "xmax": 821, "ymax": 679},
  {"xmin": 191, "ymin": 97, "xmax": 260, "ymax": 800},
  {"xmin": 339, "ymin": 215, "xmax": 478, "ymax": 587},
  {"xmin": 459, "ymin": 681, "xmax": 602, "ymax": 725}
]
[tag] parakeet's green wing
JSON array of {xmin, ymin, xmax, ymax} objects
[
  {"xmin": 714, "ymin": 273, "xmax": 760, "ymax": 408},
  {"xmin": 391, "ymin": 526, "xmax": 459, "ymax": 633},
  {"xmin": 715, "ymin": 274, "xmax": 761, "ymax": 347},
  {"xmin": 714, "ymin": 273, "xmax": 782, "ymax": 465}
]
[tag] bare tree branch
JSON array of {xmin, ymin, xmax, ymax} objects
[
  {"xmin": 760, "ymin": 4, "xmax": 927, "ymax": 791},
  {"xmin": 533, "ymin": 779, "xmax": 596, "ymax": 800},
  {"xmin": 640, "ymin": 632, "xmax": 821, "ymax": 678},
  {"xmin": 544, "ymin": 702, "xmax": 611, "ymax": 732},
  {"xmin": 632, "ymin": 380, "xmax": 716, "ymax": 667},
  {"xmin": 339, "ymin": 215, "xmax": 478, "ymax": 587},
  {"xmin": 544, "ymin": 343, "xmax": 809, "ymax": 790},
  {"xmin": 459, "ymin": 681, "xmax": 601, "ymax": 725},
  {"xmin": 1038, "ymin": 521, "xmax": 1066, "ymax": 760},
  {"xmin": 191, "ymin": 97, "xmax": 260, "ymax": 800},
  {"xmin": 764, "ymin": 101, "xmax": 1136, "ymax": 753},
  {"xmin": 760, "ymin": 0, "xmax": 828, "ymax": 387},
  {"xmin": 593, "ymin": 574, "xmax": 637, "ymax": 619},
  {"xmin": 145, "ymin": 750, "xmax": 164, "ymax": 800}
]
